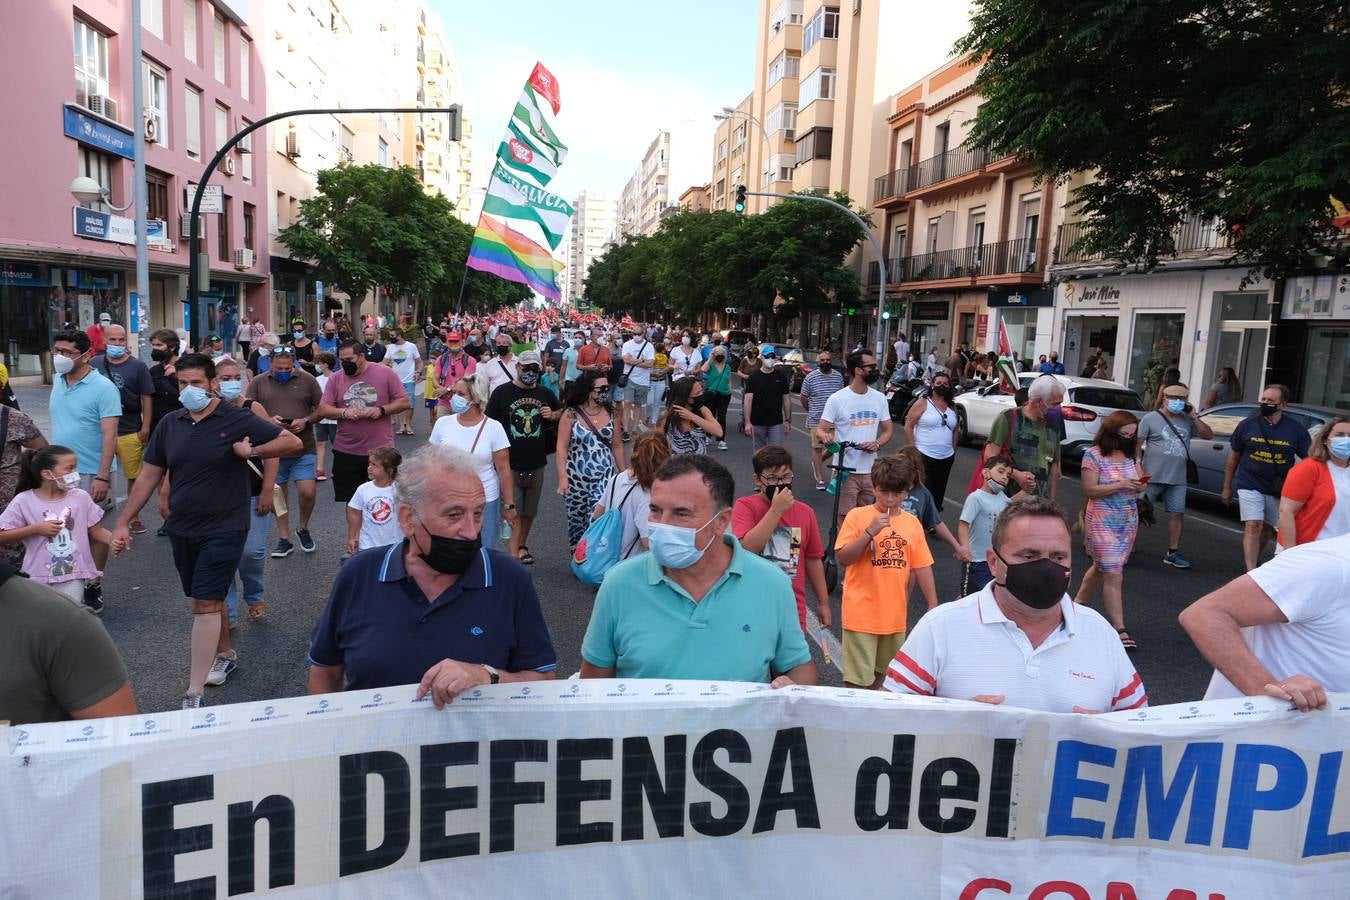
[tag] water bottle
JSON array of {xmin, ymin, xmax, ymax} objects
[{"xmin": 499, "ymin": 516, "xmax": 512, "ymax": 544}]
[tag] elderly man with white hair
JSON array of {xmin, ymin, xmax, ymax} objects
[
  {"xmin": 980, "ymin": 373, "xmax": 1066, "ymax": 500},
  {"xmin": 306, "ymin": 443, "xmax": 557, "ymax": 707}
]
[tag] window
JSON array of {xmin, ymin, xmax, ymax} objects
[
  {"xmin": 761, "ymin": 153, "xmax": 793, "ymax": 188},
  {"xmin": 927, "ymin": 217, "xmax": 941, "ymax": 253},
  {"xmin": 769, "ymin": 0, "xmax": 803, "ymax": 31},
  {"xmin": 802, "ymin": 6, "xmax": 839, "ymax": 53},
  {"xmin": 143, "ymin": 60, "xmax": 168, "ymax": 146},
  {"xmin": 214, "ymin": 102, "xmax": 229, "ymax": 151},
  {"xmin": 767, "ymin": 50, "xmax": 800, "ymax": 87},
  {"xmin": 732, "ymin": 123, "xmax": 747, "ymax": 149},
  {"xmin": 213, "ymin": 13, "xmax": 225, "ymax": 82},
  {"xmin": 968, "ymin": 208, "xmax": 986, "ymax": 248},
  {"xmin": 239, "ymin": 118, "xmax": 253, "ymax": 182},
  {"xmin": 142, "ymin": 0, "xmax": 164, "ymax": 38},
  {"xmin": 893, "ymin": 226, "xmax": 908, "ymax": 257},
  {"xmin": 184, "ymin": 84, "xmax": 202, "ymax": 159},
  {"xmin": 147, "ymin": 170, "xmax": 170, "ymax": 222},
  {"xmin": 378, "ymin": 138, "xmax": 389, "ymax": 166},
  {"xmin": 766, "ymin": 102, "xmax": 798, "ymax": 138},
  {"xmin": 218, "ymin": 194, "xmax": 231, "ymax": 261},
  {"xmin": 73, "ymin": 19, "xmax": 110, "ymax": 109},
  {"xmin": 799, "ymin": 66, "xmax": 836, "ymax": 106},
  {"xmin": 243, "ymin": 203, "xmax": 255, "ymax": 252},
  {"xmin": 239, "ymin": 35, "xmax": 251, "ymax": 100},
  {"xmin": 77, "ymin": 148, "xmax": 114, "ymax": 212},
  {"xmin": 793, "ymin": 127, "xmax": 833, "ymax": 166},
  {"xmin": 717, "ymin": 140, "xmax": 728, "ymax": 161},
  {"xmin": 182, "ymin": 0, "xmax": 197, "ymax": 62}
]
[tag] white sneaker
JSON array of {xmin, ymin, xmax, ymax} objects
[
  {"xmin": 718, "ymin": 440, "xmax": 729, "ymax": 451},
  {"xmin": 204, "ymin": 652, "xmax": 238, "ymax": 687}
]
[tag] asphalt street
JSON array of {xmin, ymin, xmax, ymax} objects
[{"xmin": 17, "ymin": 383, "xmax": 1253, "ymax": 713}]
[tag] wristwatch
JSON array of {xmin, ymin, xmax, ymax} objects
[
  {"xmin": 481, "ymin": 664, "xmax": 501, "ymax": 685},
  {"xmin": 503, "ymin": 503, "xmax": 516, "ymax": 510}
]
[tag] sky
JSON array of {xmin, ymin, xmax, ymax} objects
[{"xmin": 430, "ymin": 0, "xmax": 760, "ymax": 204}]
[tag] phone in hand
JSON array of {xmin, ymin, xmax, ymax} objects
[{"xmin": 1138, "ymin": 473, "xmax": 1152, "ymax": 484}]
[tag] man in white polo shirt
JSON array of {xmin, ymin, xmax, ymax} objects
[
  {"xmin": 883, "ymin": 496, "xmax": 1146, "ymax": 713},
  {"xmin": 1179, "ymin": 532, "xmax": 1349, "ymax": 712}
]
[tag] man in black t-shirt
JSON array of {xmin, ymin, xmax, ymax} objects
[
  {"xmin": 743, "ymin": 344, "xmax": 792, "ymax": 451},
  {"xmin": 109, "ymin": 354, "xmax": 301, "ymax": 709},
  {"xmin": 542, "ymin": 325, "xmax": 570, "ymax": 373},
  {"xmin": 486, "ymin": 350, "xmax": 561, "ymax": 566}
]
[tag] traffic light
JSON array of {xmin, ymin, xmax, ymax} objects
[{"xmin": 734, "ymin": 184, "xmax": 747, "ymax": 214}]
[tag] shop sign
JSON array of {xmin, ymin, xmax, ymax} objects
[
  {"xmin": 988, "ymin": 287, "xmax": 1055, "ymax": 308},
  {"xmin": 1283, "ymin": 274, "xmax": 1350, "ymax": 320},
  {"xmin": 0, "ymin": 263, "xmax": 47, "ymax": 287},
  {"xmin": 911, "ymin": 301, "xmax": 950, "ymax": 321},
  {"xmin": 63, "ymin": 105, "xmax": 134, "ymax": 160},
  {"xmin": 977, "ymin": 314, "xmax": 989, "ymax": 340},
  {"xmin": 74, "ymin": 207, "xmax": 135, "ymax": 245},
  {"xmin": 184, "ymin": 183, "xmax": 225, "ymax": 215},
  {"xmin": 1064, "ymin": 281, "xmax": 1121, "ymax": 306}
]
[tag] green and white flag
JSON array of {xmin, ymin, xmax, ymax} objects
[
  {"xmin": 496, "ymin": 63, "xmax": 568, "ymax": 187},
  {"xmin": 482, "ymin": 162, "xmax": 573, "ymax": 251}
]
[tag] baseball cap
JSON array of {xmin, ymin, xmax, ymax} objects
[
  {"xmin": 518, "ymin": 350, "xmax": 542, "ymax": 367},
  {"xmin": 446, "ymin": 331, "xmax": 464, "ymax": 343},
  {"xmin": 760, "ymin": 343, "xmax": 777, "ymax": 357}
]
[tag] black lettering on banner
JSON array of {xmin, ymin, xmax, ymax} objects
[
  {"xmin": 986, "ymin": 738, "xmax": 1017, "ymax": 838},
  {"xmin": 419, "ymin": 742, "xmax": 480, "ymax": 861},
  {"xmin": 918, "ymin": 756, "xmax": 980, "ymax": 834},
  {"xmin": 142, "ymin": 775, "xmax": 216, "ymax": 900},
  {"xmin": 753, "ymin": 727, "xmax": 820, "ymax": 833},
  {"xmin": 690, "ymin": 729, "xmax": 752, "ymax": 837},
  {"xmin": 557, "ymin": 738, "xmax": 616, "ymax": 846},
  {"xmin": 854, "ymin": 735, "xmax": 915, "ymax": 831},
  {"xmin": 621, "ymin": 735, "xmax": 687, "ymax": 841},
  {"xmin": 489, "ymin": 739, "xmax": 549, "ymax": 853},
  {"xmin": 338, "ymin": 751, "xmax": 411, "ymax": 877},
  {"xmin": 226, "ymin": 796, "xmax": 296, "ymax": 896}
]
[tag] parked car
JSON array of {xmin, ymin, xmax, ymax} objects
[
  {"xmin": 1186, "ymin": 401, "xmax": 1343, "ymax": 500},
  {"xmin": 954, "ymin": 373, "xmax": 1146, "ymax": 460},
  {"xmin": 771, "ymin": 345, "xmax": 824, "ymax": 392}
]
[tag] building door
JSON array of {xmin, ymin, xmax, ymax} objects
[
  {"xmin": 1208, "ymin": 327, "xmax": 1266, "ymax": 405},
  {"xmin": 1063, "ymin": 315, "xmax": 1119, "ymax": 378}
]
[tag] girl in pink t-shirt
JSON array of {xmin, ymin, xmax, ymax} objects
[{"xmin": 0, "ymin": 446, "xmax": 112, "ymax": 605}]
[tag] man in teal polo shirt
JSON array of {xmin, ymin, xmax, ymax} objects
[{"xmin": 580, "ymin": 455, "xmax": 817, "ymax": 685}]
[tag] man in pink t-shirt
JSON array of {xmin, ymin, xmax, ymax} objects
[
  {"xmin": 316, "ymin": 340, "xmax": 411, "ymax": 503},
  {"xmin": 731, "ymin": 445, "xmax": 831, "ymax": 632}
]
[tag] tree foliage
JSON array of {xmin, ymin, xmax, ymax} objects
[
  {"xmin": 584, "ymin": 191, "xmax": 866, "ymax": 332},
  {"xmin": 956, "ymin": 0, "xmax": 1350, "ymax": 274}
]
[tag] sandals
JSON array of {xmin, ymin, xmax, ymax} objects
[
  {"xmin": 517, "ymin": 546, "xmax": 535, "ymax": 565},
  {"xmin": 1116, "ymin": 628, "xmax": 1137, "ymax": 652},
  {"xmin": 248, "ymin": 601, "xmax": 268, "ymax": 621}
]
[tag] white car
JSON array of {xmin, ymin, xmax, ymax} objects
[{"xmin": 954, "ymin": 373, "xmax": 1146, "ymax": 460}]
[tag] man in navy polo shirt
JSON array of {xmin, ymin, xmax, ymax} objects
[
  {"xmin": 307, "ymin": 443, "xmax": 557, "ymax": 707},
  {"xmin": 110, "ymin": 354, "xmax": 301, "ymax": 709}
]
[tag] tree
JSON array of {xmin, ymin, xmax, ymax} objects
[
  {"xmin": 279, "ymin": 164, "xmax": 461, "ymax": 316},
  {"xmin": 956, "ymin": 1, "xmax": 1350, "ymax": 275}
]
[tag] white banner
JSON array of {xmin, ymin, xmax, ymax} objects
[{"xmin": 3, "ymin": 684, "xmax": 1348, "ymax": 898}]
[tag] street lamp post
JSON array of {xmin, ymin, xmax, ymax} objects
[
  {"xmin": 186, "ymin": 105, "xmax": 461, "ymax": 343},
  {"xmin": 452, "ymin": 186, "xmax": 488, "ymax": 315}
]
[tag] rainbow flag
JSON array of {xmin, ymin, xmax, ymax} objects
[{"xmin": 466, "ymin": 214, "xmax": 563, "ymax": 301}]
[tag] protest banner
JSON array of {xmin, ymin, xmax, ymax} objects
[{"xmin": 2, "ymin": 682, "xmax": 1347, "ymax": 898}]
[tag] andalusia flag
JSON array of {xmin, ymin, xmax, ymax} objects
[
  {"xmin": 496, "ymin": 63, "xmax": 568, "ymax": 187},
  {"xmin": 482, "ymin": 162, "xmax": 573, "ymax": 250}
]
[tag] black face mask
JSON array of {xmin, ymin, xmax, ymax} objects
[
  {"xmin": 496, "ymin": 345, "xmax": 512, "ymax": 357},
  {"xmin": 818, "ymin": 362, "xmax": 833, "ymax": 373},
  {"xmin": 151, "ymin": 348, "xmax": 171, "ymax": 363},
  {"xmin": 364, "ymin": 338, "xmax": 375, "ymax": 346},
  {"xmin": 1259, "ymin": 403, "xmax": 1279, "ymax": 418},
  {"xmin": 933, "ymin": 385, "xmax": 953, "ymax": 400},
  {"xmin": 689, "ymin": 397, "xmax": 705, "ymax": 412},
  {"xmin": 862, "ymin": 371, "xmax": 880, "ymax": 386},
  {"xmin": 1117, "ymin": 435, "xmax": 1137, "ymax": 454},
  {"xmin": 413, "ymin": 518, "xmax": 481, "ymax": 576},
  {"xmin": 340, "ymin": 359, "xmax": 359, "ymax": 377},
  {"xmin": 519, "ymin": 370, "xmax": 540, "ymax": 387},
  {"xmin": 762, "ymin": 483, "xmax": 789, "ymax": 501},
  {"xmin": 993, "ymin": 551, "xmax": 1070, "ymax": 610}
]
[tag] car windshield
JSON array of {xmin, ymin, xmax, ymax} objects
[
  {"xmin": 1072, "ymin": 388, "xmax": 1144, "ymax": 410},
  {"xmin": 1202, "ymin": 405, "xmax": 1256, "ymax": 439}
]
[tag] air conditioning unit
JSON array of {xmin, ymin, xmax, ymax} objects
[
  {"xmin": 285, "ymin": 131, "xmax": 301, "ymax": 159},
  {"xmin": 87, "ymin": 94, "xmax": 118, "ymax": 122},
  {"xmin": 143, "ymin": 115, "xmax": 159, "ymax": 144},
  {"xmin": 222, "ymin": 156, "xmax": 236, "ymax": 175},
  {"xmin": 233, "ymin": 248, "xmax": 255, "ymax": 269},
  {"xmin": 180, "ymin": 214, "xmax": 204, "ymax": 240}
]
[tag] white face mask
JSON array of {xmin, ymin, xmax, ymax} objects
[
  {"xmin": 53, "ymin": 354, "xmax": 76, "ymax": 375},
  {"xmin": 54, "ymin": 471, "xmax": 81, "ymax": 491}
]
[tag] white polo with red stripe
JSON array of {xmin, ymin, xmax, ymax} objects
[{"xmin": 883, "ymin": 583, "xmax": 1147, "ymax": 713}]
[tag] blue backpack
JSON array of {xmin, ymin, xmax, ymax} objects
[{"xmin": 571, "ymin": 478, "xmax": 640, "ymax": 587}]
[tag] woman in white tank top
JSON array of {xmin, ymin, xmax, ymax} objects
[{"xmin": 904, "ymin": 370, "xmax": 959, "ymax": 511}]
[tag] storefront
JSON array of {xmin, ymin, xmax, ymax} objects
[
  {"xmin": 953, "ymin": 290, "xmax": 988, "ymax": 355},
  {"xmin": 988, "ymin": 287, "xmax": 1053, "ymax": 365},
  {"xmin": 905, "ymin": 295, "xmax": 954, "ymax": 365},
  {"xmin": 0, "ymin": 260, "xmax": 128, "ymax": 375},
  {"xmin": 1272, "ymin": 273, "xmax": 1350, "ymax": 411}
]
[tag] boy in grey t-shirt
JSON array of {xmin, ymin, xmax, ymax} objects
[{"xmin": 958, "ymin": 455, "xmax": 1014, "ymax": 595}]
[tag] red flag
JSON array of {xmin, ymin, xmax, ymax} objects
[
  {"xmin": 529, "ymin": 63, "xmax": 561, "ymax": 115},
  {"xmin": 997, "ymin": 317, "xmax": 1012, "ymax": 356}
]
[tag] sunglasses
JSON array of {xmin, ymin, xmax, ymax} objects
[{"xmin": 272, "ymin": 346, "xmax": 296, "ymax": 356}]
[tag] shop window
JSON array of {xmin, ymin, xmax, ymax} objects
[
  {"xmin": 1000, "ymin": 308, "xmax": 1039, "ymax": 363},
  {"xmin": 1303, "ymin": 328, "xmax": 1350, "ymax": 410},
  {"xmin": 1127, "ymin": 312, "xmax": 1185, "ymax": 398}
]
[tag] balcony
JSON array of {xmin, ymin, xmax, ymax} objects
[
  {"xmin": 415, "ymin": 126, "xmax": 425, "ymax": 148},
  {"xmin": 416, "ymin": 47, "xmax": 426, "ymax": 71},
  {"xmin": 866, "ymin": 237, "xmax": 1047, "ymax": 289},
  {"xmin": 872, "ymin": 167, "xmax": 914, "ymax": 206},
  {"xmin": 1054, "ymin": 216, "xmax": 1232, "ymax": 266},
  {"xmin": 427, "ymin": 51, "xmax": 444, "ymax": 71},
  {"xmin": 907, "ymin": 145, "xmax": 992, "ymax": 197}
]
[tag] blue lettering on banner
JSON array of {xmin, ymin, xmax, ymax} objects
[{"xmin": 63, "ymin": 105, "xmax": 135, "ymax": 160}]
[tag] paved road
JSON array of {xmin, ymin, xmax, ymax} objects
[{"xmin": 17, "ymin": 383, "xmax": 1251, "ymax": 713}]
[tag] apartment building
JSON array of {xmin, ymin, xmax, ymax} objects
[
  {"xmin": 615, "ymin": 131, "xmax": 671, "ymax": 239},
  {"xmin": 406, "ymin": 9, "xmax": 474, "ymax": 208},
  {"xmin": 564, "ymin": 192, "xmax": 618, "ymax": 304},
  {"xmin": 711, "ymin": 94, "xmax": 754, "ymax": 212},
  {"xmin": 679, "ymin": 184, "xmax": 713, "ymax": 213},
  {"xmin": 0, "ymin": 0, "xmax": 269, "ymax": 372}
]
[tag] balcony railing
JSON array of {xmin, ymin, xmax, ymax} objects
[
  {"xmin": 872, "ymin": 167, "xmax": 914, "ymax": 204},
  {"xmin": 1055, "ymin": 216, "xmax": 1231, "ymax": 265},
  {"xmin": 874, "ymin": 238, "xmax": 1045, "ymax": 284},
  {"xmin": 867, "ymin": 258, "xmax": 904, "ymax": 285},
  {"xmin": 977, "ymin": 237, "xmax": 1044, "ymax": 276},
  {"xmin": 897, "ymin": 244, "xmax": 985, "ymax": 282},
  {"xmin": 911, "ymin": 145, "xmax": 990, "ymax": 191}
]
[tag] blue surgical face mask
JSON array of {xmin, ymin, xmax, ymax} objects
[
  {"xmin": 647, "ymin": 513, "xmax": 722, "ymax": 569},
  {"xmin": 105, "ymin": 345, "xmax": 127, "ymax": 359},
  {"xmin": 450, "ymin": 394, "xmax": 471, "ymax": 414},
  {"xmin": 218, "ymin": 379, "xmax": 243, "ymax": 400},
  {"xmin": 273, "ymin": 370, "xmax": 293, "ymax": 384},
  {"xmin": 1330, "ymin": 436, "xmax": 1350, "ymax": 460},
  {"xmin": 1166, "ymin": 398, "xmax": 1187, "ymax": 414},
  {"xmin": 293, "ymin": 330, "xmax": 305, "ymax": 340},
  {"xmin": 179, "ymin": 385, "xmax": 211, "ymax": 412}
]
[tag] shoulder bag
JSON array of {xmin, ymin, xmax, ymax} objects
[
  {"xmin": 616, "ymin": 340, "xmax": 649, "ymax": 389},
  {"xmin": 571, "ymin": 477, "xmax": 640, "ymax": 586},
  {"xmin": 1159, "ymin": 414, "xmax": 1200, "ymax": 485}
]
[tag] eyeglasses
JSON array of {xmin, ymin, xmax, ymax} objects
[
  {"xmin": 51, "ymin": 347, "xmax": 83, "ymax": 358},
  {"xmin": 759, "ymin": 474, "xmax": 793, "ymax": 486},
  {"xmin": 273, "ymin": 346, "xmax": 296, "ymax": 356}
]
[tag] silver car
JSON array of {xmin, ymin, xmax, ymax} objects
[
  {"xmin": 954, "ymin": 373, "xmax": 1146, "ymax": 460},
  {"xmin": 1187, "ymin": 402, "xmax": 1344, "ymax": 499}
]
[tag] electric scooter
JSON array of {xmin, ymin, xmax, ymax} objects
[{"xmin": 822, "ymin": 441, "xmax": 858, "ymax": 594}]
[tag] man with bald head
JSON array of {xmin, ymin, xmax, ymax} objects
[{"xmin": 92, "ymin": 323, "xmax": 154, "ymax": 538}]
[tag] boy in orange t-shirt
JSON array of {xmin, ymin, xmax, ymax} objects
[{"xmin": 835, "ymin": 453, "xmax": 938, "ymax": 688}]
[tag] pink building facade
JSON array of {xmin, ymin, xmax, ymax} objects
[{"xmin": 0, "ymin": 0, "xmax": 269, "ymax": 375}]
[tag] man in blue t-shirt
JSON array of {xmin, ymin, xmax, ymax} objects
[{"xmin": 1221, "ymin": 384, "xmax": 1311, "ymax": 571}]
